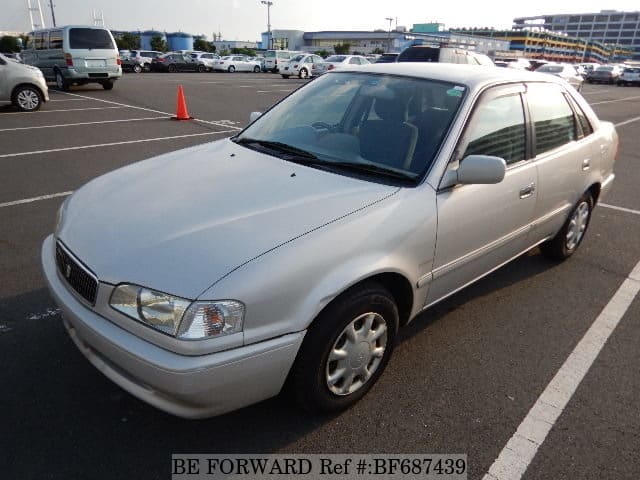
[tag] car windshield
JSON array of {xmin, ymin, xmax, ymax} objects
[
  {"xmin": 538, "ymin": 65, "xmax": 563, "ymax": 73},
  {"xmin": 233, "ymin": 72, "xmax": 466, "ymax": 185},
  {"xmin": 325, "ymin": 55, "xmax": 346, "ymax": 62}
]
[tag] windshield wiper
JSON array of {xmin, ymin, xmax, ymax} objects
[
  {"xmin": 323, "ymin": 161, "xmax": 416, "ymax": 181},
  {"xmin": 234, "ymin": 138, "xmax": 318, "ymax": 160}
]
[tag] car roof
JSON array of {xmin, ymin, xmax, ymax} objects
[{"xmin": 332, "ymin": 63, "xmax": 567, "ymax": 89}]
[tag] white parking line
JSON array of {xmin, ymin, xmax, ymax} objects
[
  {"xmin": 0, "ymin": 130, "xmax": 236, "ymax": 159},
  {"xmin": 484, "ymin": 259, "xmax": 640, "ymax": 480},
  {"xmin": 55, "ymin": 91, "xmax": 242, "ymax": 130},
  {"xmin": 591, "ymin": 95, "xmax": 640, "ymax": 105},
  {"xmin": 582, "ymin": 90, "xmax": 612, "ymax": 95},
  {"xmin": 0, "ymin": 191, "xmax": 72, "ymax": 209},
  {"xmin": 6, "ymin": 106, "xmax": 126, "ymax": 114},
  {"xmin": 614, "ymin": 115, "xmax": 640, "ymax": 128},
  {"xmin": 0, "ymin": 117, "xmax": 166, "ymax": 132},
  {"xmin": 48, "ymin": 98, "xmax": 92, "ymax": 102},
  {"xmin": 600, "ymin": 203, "xmax": 640, "ymax": 216}
]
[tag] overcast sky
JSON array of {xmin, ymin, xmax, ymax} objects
[{"xmin": 3, "ymin": 0, "xmax": 639, "ymax": 40}]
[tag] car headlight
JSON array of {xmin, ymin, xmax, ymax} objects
[{"xmin": 109, "ymin": 284, "xmax": 244, "ymax": 340}]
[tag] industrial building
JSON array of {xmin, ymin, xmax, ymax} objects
[{"xmin": 513, "ymin": 10, "xmax": 640, "ymax": 60}]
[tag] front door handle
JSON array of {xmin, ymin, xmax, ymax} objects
[
  {"xmin": 519, "ymin": 183, "xmax": 536, "ymax": 199},
  {"xmin": 582, "ymin": 159, "xmax": 591, "ymax": 171}
]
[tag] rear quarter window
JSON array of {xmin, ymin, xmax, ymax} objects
[{"xmin": 69, "ymin": 28, "xmax": 115, "ymax": 49}]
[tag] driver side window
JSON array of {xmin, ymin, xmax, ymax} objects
[{"xmin": 461, "ymin": 94, "xmax": 526, "ymax": 165}]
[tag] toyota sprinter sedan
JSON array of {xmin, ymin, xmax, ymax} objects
[{"xmin": 42, "ymin": 64, "xmax": 618, "ymax": 418}]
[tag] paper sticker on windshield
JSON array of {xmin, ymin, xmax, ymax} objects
[{"xmin": 446, "ymin": 88, "xmax": 463, "ymax": 97}]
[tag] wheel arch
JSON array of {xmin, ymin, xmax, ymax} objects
[
  {"xmin": 11, "ymin": 82, "xmax": 44, "ymax": 101},
  {"xmin": 588, "ymin": 182, "xmax": 601, "ymax": 204}
]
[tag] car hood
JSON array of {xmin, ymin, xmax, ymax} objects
[{"xmin": 57, "ymin": 139, "xmax": 398, "ymax": 299}]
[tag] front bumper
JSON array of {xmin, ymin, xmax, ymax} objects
[{"xmin": 41, "ymin": 235, "xmax": 305, "ymax": 418}]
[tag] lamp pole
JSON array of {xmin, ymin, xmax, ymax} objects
[
  {"xmin": 385, "ymin": 17, "xmax": 393, "ymax": 52},
  {"xmin": 49, "ymin": 0, "xmax": 57, "ymax": 27},
  {"xmin": 261, "ymin": 1, "xmax": 273, "ymax": 49}
]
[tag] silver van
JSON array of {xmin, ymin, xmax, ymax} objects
[{"xmin": 21, "ymin": 25, "xmax": 122, "ymax": 90}]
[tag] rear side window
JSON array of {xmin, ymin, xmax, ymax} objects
[
  {"xmin": 49, "ymin": 30, "xmax": 63, "ymax": 49},
  {"xmin": 527, "ymin": 84, "xmax": 577, "ymax": 155},
  {"xmin": 462, "ymin": 94, "xmax": 526, "ymax": 165},
  {"xmin": 35, "ymin": 32, "xmax": 47, "ymax": 50},
  {"xmin": 69, "ymin": 28, "xmax": 115, "ymax": 49},
  {"xmin": 565, "ymin": 95, "xmax": 594, "ymax": 138}
]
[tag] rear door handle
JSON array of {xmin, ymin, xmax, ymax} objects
[{"xmin": 519, "ymin": 183, "xmax": 536, "ymax": 199}]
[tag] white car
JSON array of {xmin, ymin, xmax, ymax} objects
[
  {"xmin": 317, "ymin": 55, "xmax": 370, "ymax": 74},
  {"xmin": 213, "ymin": 55, "xmax": 261, "ymax": 73},
  {"xmin": 280, "ymin": 53, "xmax": 325, "ymax": 79},
  {"xmin": 618, "ymin": 67, "xmax": 640, "ymax": 86},
  {"xmin": 0, "ymin": 52, "xmax": 49, "ymax": 111},
  {"xmin": 535, "ymin": 63, "xmax": 584, "ymax": 91}
]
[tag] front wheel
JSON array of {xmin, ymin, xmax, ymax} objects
[
  {"xmin": 299, "ymin": 68, "xmax": 308, "ymax": 79},
  {"xmin": 253, "ymin": 65, "xmax": 261, "ymax": 73},
  {"xmin": 168, "ymin": 64, "xmax": 177, "ymax": 73},
  {"xmin": 288, "ymin": 282, "xmax": 398, "ymax": 412},
  {"xmin": 133, "ymin": 64, "xmax": 142, "ymax": 74},
  {"xmin": 540, "ymin": 192, "xmax": 593, "ymax": 261},
  {"xmin": 228, "ymin": 65, "xmax": 235, "ymax": 73},
  {"xmin": 12, "ymin": 85, "xmax": 42, "ymax": 111},
  {"xmin": 197, "ymin": 64, "xmax": 206, "ymax": 73}
]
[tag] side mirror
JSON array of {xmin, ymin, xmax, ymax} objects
[
  {"xmin": 447, "ymin": 155, "xmax": 506, "ymax": 186},
  {"xmin": 249, "ymin": 111, "xmax": 262, "ymax": 123}
]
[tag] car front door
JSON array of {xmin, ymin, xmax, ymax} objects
[
  {"xmin": 426, "ymin": 84, "xmax": 539, "ymax": 306},
  {"xmin": 0, "ymin": 57, "xmax": 8, "ymax": 100}
]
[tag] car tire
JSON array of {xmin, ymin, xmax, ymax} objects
[
  {"xmin": 253, "ymin": 65, "xmax": 261, "ymax": 73},
  {"xmin": 288, "ymin": 281, "xmax": 399, "ymax": 413},
  {"xmin": 133, "ymin": 64, "xmax": 142, "ymax": 74},
  {"xmin": 228, "ymin": 66, "xmax": 235, "ymax": 73},
  {"xmin": 540, "ymin": 192, "xmax": 593, "ymax": 261},
  {"xmin": 197, "ymin": 64, "xmax": 206, "ymax": 73},
  {"xmin": 168, "ymin": 64, "xmax": 177, "ymax": 73},
  {"xmin": 299, "ymin": 68, "xmax": 308, "ymax": 79},
  {"xmin": 55, "ymin": 70, "xmax": 69, "ymax": 91},
  {"xmin": 101, "ymin": 80, "xmax": 115, "ymax": 90},
  {"xmin": 11, "ymin": 85, "xmax": 42, "ymax": 112}
]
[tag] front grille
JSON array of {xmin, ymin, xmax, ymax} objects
[{"xmin": 55, "ymin": 242, "xmax": 98, "ymax": 305}]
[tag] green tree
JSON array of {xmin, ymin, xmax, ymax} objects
[
  {"xmin": 314, "ymin": 49, "xmax": 330, "ymax": 58},
  {"xmin": 333, "ymin": 43, "xmax": 350, "ymax": 54},
  {"xmin": 372, "ymin": 47, "xmax": 384, "ymax": 54},
  {"xmin": 193, "ymin": 38, "xmax": 213, "ymax": 52},
  {"xmin": 150, "ymin": 35, "xmax": 168, "ymax": 52},
  {"xmin": 231, "ymin": 47, "xmax": 256, "ymax": 56},
  {"xmin": 115, "ymin": 32, "xmax": 140, "ymax": 51},
  {"xmin": 0, "ymin": 36, "xmax": 20, "ymax": 53}
]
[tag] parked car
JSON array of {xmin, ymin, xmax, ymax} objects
[
  {"xmin": 190, "ymin": 52, "xmax": 219, "ymax": 72},
  {"xmin": 21, "ymin": 25, "xmax": 122, "ymax": 90},
  {"xmin": 617, "ymin": 67, "xmax": 640, "ymax": 86},
  {"xmin": 316, "ymin": 55, "xmax": 370, "ymax": 73},
  {"xmin": 0, "ymin": 52, "xmax": 49, "ymax": 111},
  {"xmin": 280, "ymin": 53, "xmax": 324, "ymax": 78},
  {"xmin": 150, "ymin": 52, "xmax": 199, "ymax": 72},
  {"xmin": 375, "ymin": 53, "xmax": 399, "ymax": 63},
  {"xmin": 535, "ymin": 63, "xmax": 584, "ymax": 91},
  {"xmin": 213, "ymin": 55, "xmax": 261, "ymax": 73},
  {"xmin": 122, "ymin": 50, "xmax": 162, "ymax": 73},
  {"xmin": 264, "ymin": 49, "xmax": 298, "ymax": 73},
  {"xmin": 42, "ymin": 64, "xmax": 618, "ymax": 419},
  {"xmin": 586, "ymin": 65, "xmax": 623, "ymax": 84},
  {"xmin": 397, "ymin": 45, "xmax": 493, "ymax": 66}
]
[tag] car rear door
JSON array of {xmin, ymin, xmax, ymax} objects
[{"xmin": 427, "ymin": 83, "xmax": 538, "ymax": 305}]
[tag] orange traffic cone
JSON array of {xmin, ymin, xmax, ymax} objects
[{"xmin": 172, "ymin": 85, "xmax": 193, "ymax": 120}]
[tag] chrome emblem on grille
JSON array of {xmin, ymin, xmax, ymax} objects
[{"xmin": 65, "ymin": 263, "xmax": 72, "ymax": 278}]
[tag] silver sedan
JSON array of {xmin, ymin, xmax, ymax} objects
[{"xmin": 43, "ymin": 64, "xmax": 617, "ymax": 418}]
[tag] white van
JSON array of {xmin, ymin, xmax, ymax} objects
[
  {"xmin": 264, "ymin": 50, "xmax": 299, "ymax": 73},
  {"xmin": 21, "ymin": 25, "xmax": 122, "ymax": 90}
]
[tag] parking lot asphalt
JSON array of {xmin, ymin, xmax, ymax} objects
[{"xmin": 1, "ymin": 73, "xmax": 640, "ymax": 480}]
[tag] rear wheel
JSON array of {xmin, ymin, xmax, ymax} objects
[
  {"xmin": 55, "ymin": 70, "xmax": 69, "ymax": 91},
  {"xmin": 228, "ymin": 65, "xmax": 235, "ymax": 73},
  {"xmin": 299, "ymin": 68, "xmax": 308, "ymax": 79},
  {"xmin": 253, "ymin": 65, "xmax": 261, "ymax": 73},
  {"xmin": 132, "ymin": 64, "xmax": 142, "ymax": 74},
  {"xmin": 540, "ymin": 192, "xmax": 593, "ymax": 261},
  {"xmin": 288, "ymin": 282, "xmax": 398, "ymax": 412},
  {"xmin": 168, "ymin": 64, "xmax": 177, "ymax": 73},
  {"xmin": 197, "ymin": 64, "xmax": 206, "ymax": 73},
  {"xmin": 12, "ymin": 85, "xmax": 42, "ymax": 112},
  {"xmin": 101, "ymin": 80, "xmax": 114, "ymax": 90}
]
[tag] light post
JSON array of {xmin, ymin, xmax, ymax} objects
[
  {"xmin": 385, "ymin": 17, "xmax": 393, "ymax": 52},
  {"xmin": 261, "ymin": 1, "xmax": 273, "ymax": 49}
]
